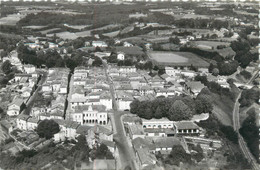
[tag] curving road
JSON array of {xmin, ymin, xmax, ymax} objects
[{"xmin": 232, "ymin": 70, "xmax": 259, "ymax": 170}]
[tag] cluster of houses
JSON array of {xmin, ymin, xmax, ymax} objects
[
  {"xmin": 16, "ymin": 68, "xmax": 70, "ymax": 135},
  {"xmin": 106, "ymin": 65, "xmax": 209, "ymax": 112},
  {"xmin": 2, "ymin": 51, "xmax": 40, "ymax": 117},
  {"xmin": 123, "ymin": 116, "xmax": 204, "ymax": 169},
  {"xmin": 13, "ymin": 66, "xmax": 116, "ymax": 154},
  {"xmin": 67, "ymin": 66, "xmax": 112, "ymax": 126}
]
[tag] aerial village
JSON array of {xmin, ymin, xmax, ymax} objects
[{"xmin": 0, "ymin": 1, "xmax": 259, "ymax": 170}]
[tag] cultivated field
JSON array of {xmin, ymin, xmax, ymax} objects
[{"xmin": 148, "ymin": 51, "xmax": 209, "ymax": 68}]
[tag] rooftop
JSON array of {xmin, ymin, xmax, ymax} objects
[{"xmin": 174, "ymin": 121, "xmax": 200, "ymax": 130}]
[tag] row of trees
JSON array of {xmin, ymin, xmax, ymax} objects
[
  {"xmin": 17, "ymin": 43, "xmax": 89, "ymax": 71},
  {"xmin": 195, "ymin": 75, "xmax": 236, "ymax": 101},
  {"xmin": 239, "ymin": 109, "xmax": 259, "ymax": 162},
  {"xmin": 130, "ymin": 94, "xmax": 213, "ymax": 121}
]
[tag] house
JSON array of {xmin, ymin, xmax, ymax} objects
[
  {"xmin": 144, "ymin": 128, "xmax": 175, "ymax": 137},
  {"xmin": 42, "ymin": 83, "xmax": 52, "ymax": 92},
  {"xmin": 118, "ymin": 97, "xmax": 134, "ymax": 111},
  {"xmin": 139, "ymin": 86, "xmax": 154, "ymax": 96},
  {"xmin": 127, "ymin": 124, "xmax": 145, "ymax": 140},
  {"xmin": 123, "ymin": 41, "xmax": 134, "ymax": 47},
  {"xmin": 136, "ymin": 148, "xmax": 157, "ymax": 169},
  {"xmin": 27, "ymin": 117, "xmax": 39, "ymax": 130},
  {"xmin": 0, "ymin": 120, "xmax": 13, "ymax": 133},
  {"xmin": 119, "ymin": 66, "xmax": 136, "ymax": 73},
  {"xmin": 174, "ymin": 121, "xmax": 200, "ymax": 135},
  {"xmin": 165, "ymin": 67, "xmax": 182, "ymax": 77},
  {"xmin": 87, "ymin": 125, "xmax": 113, "ymax": 148},
  {"xmin": 152, "ymin": 137, "xmax": 181, "ymax": 153},
  {"xmin": 7, "ymin": 97, "xmax": 25, "ymax": 116},
  {"xmin": 16, "ymin": 114, "xmax": 30, "ymax": 130},
  {"xmin": 181, "ymin": 70, "xmax": 197, "ymax": 79},
  {"xmin": 54, "ymin": 119, "xmax": 80, "ymax": 140},
  {"xmin": 100, "ymin": 92, "xmax": 113, "ymax": 110},
  {"xmin": 23, "ymin": 64, "xmax": 36, "ymax": 74},
  {"xmin": 92, "ymin": 41, "xmax": 108, "ymax": 48},
  {"xmin": 117, "ymin": 52, "xmax": 125, "ymax": 60},
  {"xmin": 184, "ymin": 81, "xmax": 205, "ymax": 97},
  {"xmin": 154, "ymin": 88, "xmax": 175, "ymax": 98}
]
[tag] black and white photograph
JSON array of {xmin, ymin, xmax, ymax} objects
[{"xmin": 0, "ymin": 0, "xmax": 259, "ymax": 169}]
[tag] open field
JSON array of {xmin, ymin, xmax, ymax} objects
[
  {"xmin": 103, "ymin": 30, "xmax": 120, "ymax": 38},
  {"xmin": 40, "ymin": 28, "xmax": 61, "ymax": 34},
  {"xmin": 148, "ymin": 51, "xmax": 209, "ymax": 68},
  {"xmin": 192, "ymin": 41, "xmax": 230, "ymax": 50},
  {"xmin": 0, "ymin": 14, "xmax": 26, "ymax": 26},
  {"xmin": 23, "ymin": 25, "xmax": 48, "ymax": 30}
]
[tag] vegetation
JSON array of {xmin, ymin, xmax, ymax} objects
[
  {"xmin": 90, "ymin": 143, "xmax": 114, "ymax": 160},
  {"xmin": 231, "ymin": 39, "xmax": 258, "ymax": 68},
  {"xmin": 239, "ymin": 109, "xmax": 259, "ymax": 162},
  {"xmin": 0, "ymin": 60, "xmax": 20, "ymax": 87},
  {"xmin": 92, "ymin": 57, "xmax": 103, "ymax": 67},
  {"xmin": 164, "ymin": 145, "xmax": 192, "ymax": 166},
  {"xmin": 130, "ymin": 95, "xmax": 213, "ymax": 121},
  {"xmin": 219, "ymin": 126, "xmax": 238, "ymax": 144},
  {"xmin": 36, "ymin": 119, "xmax": 60, "ymax": 139},
  {"xmin": 239, "ymin": 70, "xmax": 252, "ymax": 80},
  {"xmin": 197, "ymin": 114, "xmax": 238, "ymax": 144},
  {"xmin": 238, "ymin": 87, "xmax": 259, "ymax": 107},
  {"xmin": 0, "ymin": 34, "xmax": 21, "ymax": 52},
  {"xmin": 0, "ymin": 135, "xmax": 91, "ymax": 169}
]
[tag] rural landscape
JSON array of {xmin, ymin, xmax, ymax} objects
[{"xmin": 0, "ymin": 0, "xmax": 259, "ymax": 170}]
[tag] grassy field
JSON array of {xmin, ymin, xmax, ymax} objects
[
  {"xmin": 192, "ymin": 41, "xmax": 230, "ymax": 50},
  {"xmin": 148, "ymin": 51, "xmax": 209, "ymax": 68},
  {"xmin": 0, "ymin": 14, "xmax": 26, "ymax": 26}
]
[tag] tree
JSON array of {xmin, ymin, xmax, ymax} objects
[
  {"xmin": 0, "ymin": 107, "xmax": 6, "ymax": 119},
  {"xmin": 130, "ymin": 100, "xmax": 140, "ymax": 115},
  {"xmin": 36, "ymin": 119, "xmax": 60, "ymax": 139},
  {"xmin": 165, "ymin": 145, "xmax": 192, "ymax": 166},
  {"xmin": 220, "ymin": 125, "xmax": 238, "ymax": 144},
  {"xmin": 154, "ymin": 106, "xmax": 163, "ymax": 119},
  {"xmin": 191, "ymin": 144, "xmax": 204, "ymax": 163},
  {"xmin": 144, "ymin": 61, "xmax": 153, "ymax": 70},
  {"xmin": 239, "ymin": 109, "xmax": 259, "ymax": 161},
  {"xmin": 168, "ymin": 100, "xmax": 192, "ymax": 121},
  {"xmin": 194, "ymin": 75, "xmax": 208, "ymax": 85},
  {"xmin": 169, "ymin": 36, "xmax": 180, "ymax": 45},
  {"xmin": 208, "ymin": 63, "xmax": 215, "ymax": 73},
  {"xmin": 195, "ymin": 95, "xmax": 213, "ymax": 114},
  {"xmin": 93, "ymin": 144, "xmax": 114, "ymax": 160},
  {"xmin": 92, "ymin": 57, "xmax": 103, "ymax": 67},
  {"xmin": 212, "ymin": 68, "xmax": 219, "ymax": 76},
  {"xmin": 1, "ymin": 60, "xmax": 13, "ymax": 74}
]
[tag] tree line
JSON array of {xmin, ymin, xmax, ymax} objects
[{"xmin": 130, "ymin": 94, "xmax": 213, "ymax": 121}]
